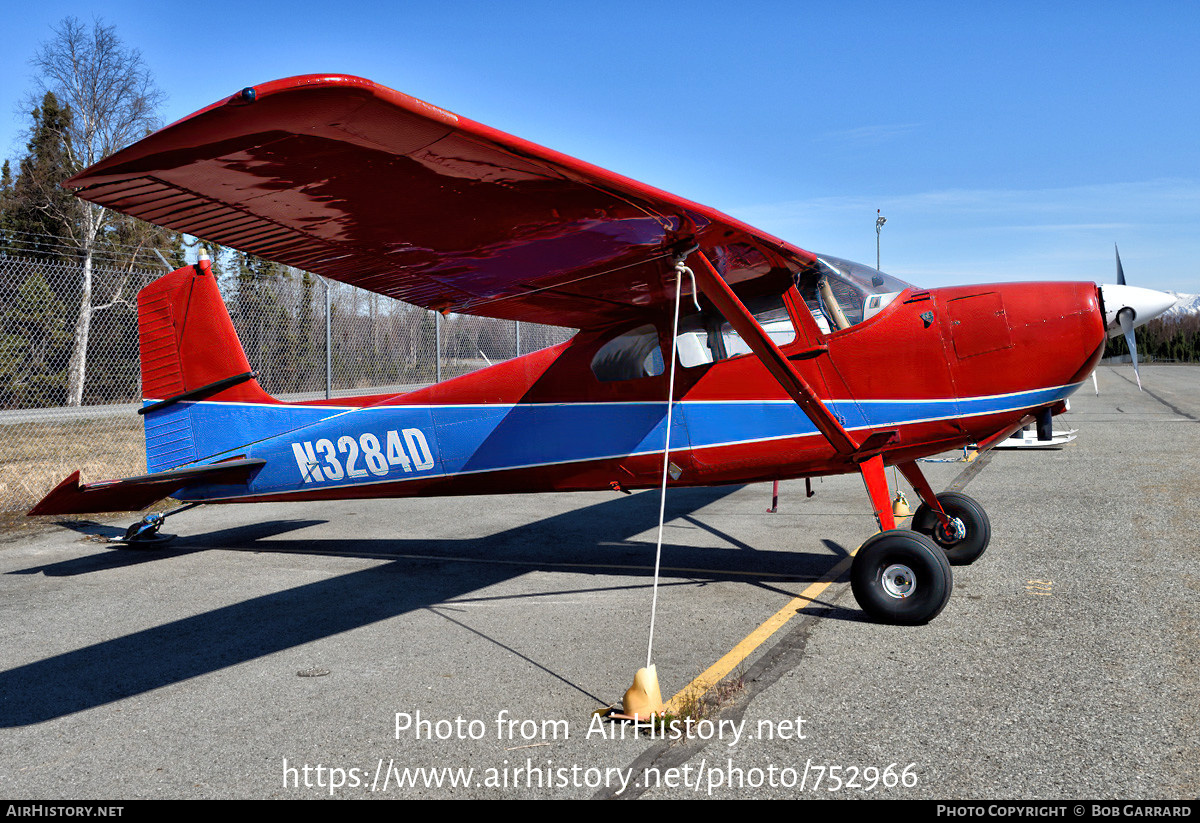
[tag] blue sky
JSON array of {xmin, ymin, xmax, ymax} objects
[{"xmin": 2, "ymin": 1, "xmax": 1197, "ymax": 292}]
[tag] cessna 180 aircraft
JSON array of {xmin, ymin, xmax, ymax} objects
[{"xmin": 29, "ymin": 75, "xmax": 1164, "ymax": 626}]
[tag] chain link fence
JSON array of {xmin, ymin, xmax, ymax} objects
[{"xmin": 0, "ymin": 254, "xmax": 575, "ymax": 514}]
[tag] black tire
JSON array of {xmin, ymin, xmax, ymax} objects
[
  {"xmin": 912, "ymin": 491, "xmax": 991, "ymax": 566},
  {"xmin": 851, "ymin": 530, "xmax": 953, "ymax": 625}
]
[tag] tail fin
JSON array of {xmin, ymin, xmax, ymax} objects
[
  {"xmin": 138, "ymin": 253, "xmax": 271, "ymax": 406},
  {"xmin": 138, "ymin": 254, "xmax": 277, "ymax": 472},
  {"xmin": 28, "ymin": 256, "xmax": 289, "ymax": 515}
]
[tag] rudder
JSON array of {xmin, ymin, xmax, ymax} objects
[{"xmin": 138, "ymin": 254, "xmax": 278, "ymax": 472}]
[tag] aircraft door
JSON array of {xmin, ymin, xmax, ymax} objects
[
  {"xmin": 584, "ymin": 323, "xmax": 694, "ymax": 485},
  {"xmin": 797, "ymin": 262, "xmax": 965, "ymax": 438}
]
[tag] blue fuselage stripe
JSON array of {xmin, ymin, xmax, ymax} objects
[{"xmin": 145, "ymin": 383, "xmax": 1079, "ymax": 500}]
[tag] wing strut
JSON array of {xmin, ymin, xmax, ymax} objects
[
  {"xmin": 687, "ymin": 252, "xmax": 916, "ymax": 531},
  {"xmin": 687, "ymin": 252, "xmax": 859, "ymax": 456}
]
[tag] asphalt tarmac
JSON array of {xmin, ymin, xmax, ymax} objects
[{"xmin": 1, "ymin": 364, "xmax": 1197, "ymax": 800}]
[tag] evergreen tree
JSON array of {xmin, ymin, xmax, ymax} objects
[
  {"xmin": 3, "ymin": 93, "xmax": 75, "ymax": 261},
  {"xmin": 1104, "ymin": 315, "xmax": 1200, "ymax": 363},
  {"xmin": 0, "ymin": 271, "xmax": 70, "ymax": 407},
  {"xmin": 0, "ymin": 160, "xmax": 14, "ymax": 250},
  {"xmin": 296, "ymin": 271, "xmax": 319, "ymax": 393},
  {"xmin": 232, "ymin": 251, "xmax": 298, "ymax": 393}
]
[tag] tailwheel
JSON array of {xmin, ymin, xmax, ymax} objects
[
  {"xmin": 118, "ymin": 513, "xmax": 175, "ymax": 547},
  {"xmin": 911, "ymin": 491, "xmax": 990, "ymax": 566},
  {"xmin": 851, "ymin": 530, "xmax": 952, "ymax": 625}
]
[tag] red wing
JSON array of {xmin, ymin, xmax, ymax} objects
[{"xmin": 66, "ymin": 75, "xmax": 815, "ymax": 329}]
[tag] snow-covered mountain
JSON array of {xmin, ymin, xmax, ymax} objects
[{"xmin": 1164, "ymin": 291, "xmax": 1200, "ymax": 318}]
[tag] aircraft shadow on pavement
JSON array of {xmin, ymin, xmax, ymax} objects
[
  {"xmin": 0, "ymin": 486, "xmax": 854, "ymax": 727},
  {"xmin": 6, "ymin": 520, "xmax": 326, "ymax": 577}
]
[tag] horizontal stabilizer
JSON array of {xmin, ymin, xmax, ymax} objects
[{"xmin": 27, "ymin": 458, "xmax": 266, "ymax": 516}]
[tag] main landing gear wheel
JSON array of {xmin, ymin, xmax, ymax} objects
[
  {"xmin": 851, "ymin": 530, "xmax": 953, "ymax": 625},
  {"xmin": 911, "ymin": 491, "xmax": 991, "ymax": 566}
]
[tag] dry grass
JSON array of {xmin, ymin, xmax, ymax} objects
[
  {"xmin": 663, "ymin": 669, "xmax": 747, "ymax": 727},
  {"xmin": 0, "ymin": 417, "xmax": 146, "ymax": 515}
]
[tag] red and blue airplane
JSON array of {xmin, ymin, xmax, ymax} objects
[{"xmin": 29, "ymin": 75, "xmax": 1151, "ymax": 626}]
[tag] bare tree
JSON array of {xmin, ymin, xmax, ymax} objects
[{"xmin": 28, "ymin": 17, "xmax": 163, "ymax": 406}]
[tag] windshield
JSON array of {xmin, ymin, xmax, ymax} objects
[{"xmin": 796, "ymin": 254, "xmax": 916, "ymax": 332}]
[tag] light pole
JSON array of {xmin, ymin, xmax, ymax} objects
[{"xmin": 876, "ymin": 209, "xmax": 887, "ymax": 271}]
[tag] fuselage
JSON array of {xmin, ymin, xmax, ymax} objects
[{"xmin": 170, "ymin": 278, "xmax": 1106, "ymax": 505}]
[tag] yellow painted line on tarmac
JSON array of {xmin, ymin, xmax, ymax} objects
[
  {"xmin": 665, "ymin": 550, "xmax": 858, "ymax": 714},
  {"xmin": 245, "ymin": 540, "xmax": 860, "ymax": 713}
]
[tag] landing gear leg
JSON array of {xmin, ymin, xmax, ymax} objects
[
  {"xmin": 851, "ymin": 455, "xmax": 953, "ymax": 624},
  {"xmin": 857, "ymin": 454, "xmax": 896, "ymax": 532},
  {"xmin": 897, "ymin": 461, "xmax": 991, "ymax": 566}
]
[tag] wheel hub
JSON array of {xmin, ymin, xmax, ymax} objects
[
  {"xmin": 881, "ymin": 563, "xmax": 916, "ymax": 599},
  {"xmin": 935, "ymin": 516, "xmax": 967, "ymax": 544}
]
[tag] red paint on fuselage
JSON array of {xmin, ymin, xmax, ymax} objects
[{"xmin": 224, "ymin": 279, "xmax": 1105, "ymax": 505}]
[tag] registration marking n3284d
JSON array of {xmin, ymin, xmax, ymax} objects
[{"xmin": 291, "ymin": 429, "xmax": 434, "ymax": 483}]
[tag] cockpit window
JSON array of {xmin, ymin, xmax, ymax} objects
[
  {"xmin": 676, "ymin": 293, "xmax": 795, "ymax": 368},
  {"xmin": 797, "ymin": 255, "xmax": 914, "ymax": 333}
]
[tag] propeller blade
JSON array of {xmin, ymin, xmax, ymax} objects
[
  {"xmin": 1098, "ymin": 252, "xmax": 1174, "ymax": 393},
  {"xmin": 1118, "ymin": 307, "xmax": 1142, "ymax": 390}
]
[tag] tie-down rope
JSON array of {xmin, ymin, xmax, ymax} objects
[{"xmin": 646, "ymin": 261, "xmax": 700, "ymax": 669}]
